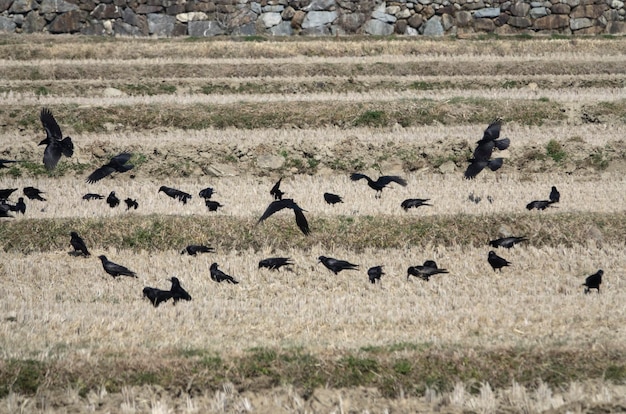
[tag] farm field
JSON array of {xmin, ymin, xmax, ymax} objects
[{"xmin": 0, "ymin": 35, "xmax": 626, "ymax": 412}]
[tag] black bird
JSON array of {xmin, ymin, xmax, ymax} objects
[
  {"xmin": 318, "ymin": 256, "xmax": 359, "ymax": 275},
  {"xmin": 489, "ymin": 236, "xmax": 528, "ymax": 249},
  {"xmin": 0, "ymin": 203, "xmax": 13, "ymax": 218},
  {"xmin": 0, "ymin": 159, "xmax": 18, "ymax": 169},
  {"xmin": 199, "ymin": 187, "xmax": 215, "ymax": 199},
  {"xmin": 143, "ymin": 287, "xmax": 173, "ymax": 307},
  {"xmin": 464, "ymin": 158, "xmax": 504, "ymax": 180},
  {"xmin": 23, "ymin": 186, "xmax": 46, "ymax": 201},
  {"xmin": 350, "ymin": 173, "xmax": 407, "ymax": 198},
  {"xmin": 98, "ymin": 255, "xmax": 137, "ymax": 278},
  {"xmin": 83, "ymin": 193, "xmax": 104, "ymax": 200},
  {"xmin": 401, "ymin": 198, "xmax": 432, "ymax": 211},
  {"xmin": 39, "ymin": 108, "xmax": 74, "ymax": 170},
  {"xmin": 488, "ymin": 250, "xmax": 511, "ymax": 272},
  {"xmin": 257, "ymin": 198, "xmax": 310, "ymax": 236},
  {"xmin": 181, "ymin": 245, "xmax": 215, "ymax": 256},
  {"xmin": 205, "ymin": 200, "xmax": 224, "ymax": 211},
  {"xmin": 86, "ymin": 153, "xmax": 134, "ymax": 183},
  {"xmin": 210, "ymin": 263, "xmax": 239, "ymax": 284},
  {"xmin": 258, "ymin": 257, "xmax": 293, "ymax": 271},
  {"xmin": 323, "ymin": 192, "xmax": 343, "ymax": 205},
  {"xmin": 367, "ymin": 266, "xmax": 384, "ymax": 284},
  {"xmin": 0, "ymin": 188, "xmax": 17, "ymax": 200},
  {"xmin": 582, "ymin": 269, "xmax": 603, "ymax": 294},
  {"xmin": 70, "ymin": 231, "xmax": 90, "ymax": 256},
  {"xmin": 169, "ymin": 277, "xmax": 192, "ymax": 302},
  {"xmin": 158, "ymin": 186, "xmax": 192, "ymax": 204},
  {"xmin": 270, "ymin": 178, "xmax": 284, "ymax": 200},
  {"xmin": 106, "ymin": 191, "xmax": 120, "ymax": 208},
  {"xmin": 464, "ymin": 119, "xmax": 509, "ymax": 179},
  {"xmin": 407, "ymin": 260, "xmax": 449, "ymax": 281},
  {"xmin": 549, "ymin": 186, "xmax": 560, "ymax": 203},
  {"xmin": 526, "ymin": 200, "xmax": 556, "ymax": 211},
  {"xmin": 8, "ymin": 197, "xmax": 26, "ymax": 214},
  {"xmin": 124, "ymin": 198, "xmax": 138, "ymax": 210}
]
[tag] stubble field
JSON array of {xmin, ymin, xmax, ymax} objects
[{"xmin": 0, "ymin": 35, "xmax": 626, "ymax": 413}]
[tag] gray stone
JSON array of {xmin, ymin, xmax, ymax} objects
[
  {"xmin": 363, "ymin": 18, "xmax": 394, "ymax": 35},
  {"xmin": 407, "ymin": 13, "xmax": 423, "ymax": 28},
  {"xmin": 372, "ymin": 9, "xmax": 397, "ymax": 23},
  {"xmin": 507, "ymin": 15, "xmax": 532, "ymax": 27},
  {"xmin": 281, "ymin": 6, "xmax": 295, "ymax": 19},
  {"xmin": 9, "ymin": 0, "xmax": 32, "ymax": 13},
  {"xmin": 0, "ymin": 0, "xmax": 12, "ymax": 13},
  {"xmin": 269, "ymin": 20, "xmax": 293, "ymax": 35},
  {"xmin": 0, "ymin": 16, "xmax": 16, "ymax": 32},
  {"xmin": 250, "ymin": 2, "xmax": 261, "ymax": 14},
  {"xmin": 611, "ymin": 0, "xmax": 624, "ymax": 9},
  {"xmin": 303, "ymin": 0, "xmax": 336, "ymax": 11},
  {"xmin": 529, "ymin": 6, "xmax": 547, "ymax": 18},
  {"xmin": 396, "ymin": 8, "xmax": 411, "ymax": 19},
  {"xmin": 607, "ymin": 20, "xmax": 626, "ymax": 33},
  {"xmin": 406, "ymin": 25, "xmax": 419, "ymax": 35},
  {"xmin": 570, "ymin": 5, "xmax": 607, "ymax": 19},
  {"xmin": 509, "ymin": 1, "xmax": 530, "ymax": 16},
  {"xmin": 231, "ymin": 22, "xmax": 256, "ymax": 35},
  {"xmin": 12, "ymin": 13, "xmax": 23, "ymax": 26},
  {"xmin": 256, "ymin": 155, "xmax": 285, "ymax": 170},
  {"xmin": 551, "ymin": 3, "xmax": 570, "ymax": 14},
  {"xmin": 474, "ymin": 17, "xmax": 494, "ymax": 31},
  {"xmin": 262, "ymin": 5, "xmax": 283, "ymax": 12},
  {"xmin": 533, "ymin": 14, "xmax": 569, "ymax": 29},
  {"xmin": 40, "ymin": 0, "xmax": 79, "ymax": 13},
  {"xmin": 91, "ymin": 3, "xmax": 121, "ymax": 19},
  {"xmin": 113, "ymin": 20, "xmax": 142, "ymax": 36},
  {"xmin": 570, "ymin": 17, "xmax": 592, "ymax": 30},
  {"xmin": 79, "ymin": 18, "xmax": 105, "ymax": 35},
  {"xmin": 338, "ymin": 12, "xmax": 364, "ymax": 32},
  {"xmin": 302, "ymin": 10, "xmax": 337, "ymax": 28},
  {"xmin": 422, "ymin": 15, "xmax": 444, "ymax": 35},
  {"xmin": 22, "ymin": 10, "xmax": 45, "ymax": 32},
  {"xmin": 473, "ymin": 7, "xmax": 500, "ymax": 18},
  {"xmin": 136, "ymin": 4, "xmax": 162, "ymax": 14},
  {"xmin": 48, "ymin": 10, "xmax": 83, "ymax": 33},
  {"xmin": 395, "ymin": 19, "xmax": 407, "ymax": 34},
  {"xmin": 188, "ymin": 20, "xmax": 225, "ymax": 36},
  {"xmin": 147, "ymin": 13, "xmax": 176, "ymax": 36},
  {"xmin": 441, "ymin": 13, "xmax": 454, "ymax": 30},
  {"xmin": 456, "ymin": 10, "xmax": 471, "ymax": 26},
  {"xmin": 438, "ymin": 160, "xmax": 456, "ymax": 174},
  {"xmin": 565, "ymin": 0, "xmax": 579, "ymax": 7},
  {"xmin": 176, "ymin": 12, "xmax": 207, "ymax": 22},
  {"xmin": 260, "ymin": 12, "xmax": 281, "ymax": 27}
]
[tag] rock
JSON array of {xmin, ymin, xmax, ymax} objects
[
  {"xmin": 302, "ymin": 10, "xmax": 337, "ymax": 29},
  {"xmin": 260, "ymin": 12, "xmax": 281, "ymax": 27},
  {"xmin": 456, "ymin": 10, "xmax": 471, "ymax": 26},
  {"xmin": 438, "ymin": 160, "xmax": 456, "ymax": 174},
  {"xmin": 205, "ymin": 163, "xmax": 238, "ymax": 177},
  {"xmin": 262, "ymin": 5, "xmax": 284, "ymax": 13},
  {"xmin": 570, "ymin": 4, "xmax": 607, "ymax": 19},
  {"xmin": 9, "ymin": 0, "xmax": 32, "ymax": 13},
  {"xmin": 231, "ymin": 22, "xmax": 256, "ymax": 35},
  {"xmin": 291, "ymin": 10, "xmax": 305, "ymax": 28},
  {"xmin": 0, "ymin": 0, "xmax": 12, "ymax": 13},
  {"xmin": 474, "ymin": 7, "xmax": 500, "ymax": 18},
  {"xmin": 0, "ymin": 16, "xmax": 16, "ymax": 32},
  {"xmin": 551, "ymin": 3, "xmax": 570, "ymax": 14},
  {"xmin": 406, "ymin": 26, "xmax": 419, "ymax": 35},
  {"xmin": 91, "ymin": 3, "xmax": 121, "ymax": 19},
  {"xmin": 529, "ymin": 6, "xmax": 547, "ymax": 18},
  {"xmin": 533, "ymin": 14, "xmax": 569, "ymax": 29},
  {"xmin": 269, "ymin": 20, "xmax": 292, "ymax": 35},
  {"xmin": 422, "ymin": 15, "xmax": 444, "ymax": 35},
  {"xmin": 338, "ymin": 12, "xmax": 364, "ymax": 32},
  {"xmin": 281, "ymin": 6, "xmax": 295, "ymax": 20},
  {"xmin": 507, "ymin": 16, "xmax": 532, "ymax": 27},
  {"xmin": 441, "ymin": 13, "xmax": 454, "ymax": 30},
  {"xmin": 113, "ymin": 20, "xmax": 142, "ymax": 36},
  {"xmin": 408, "ymin": 13, "xmax": 423, "ymax": 28},
  {"xmin": 136, "ymin": 4, "xmax": 162, "ymax": 14},
  {"xmin": 607, "ymin": 20, "xmax": 626, "ymax": 33},
  {"xmin": 48, "ymin": 10, "xmax": 83, "ymax": 33},
  {"xmin": 256, "ymin": 155, "xmax": 285, "ymax": 170},
  {"xmin": 570, "ymin": 17, "xmax": 592, "ymax": 30},
  {"xmin": 509, "ymin": 1, "xmax": 530, "ymax": 16},
  {"xmin": 372, "ymin": 9, "xmax": 397, "ymax": 23},
  {"xmin": 188, "ymin": 20, "xmax": 225, "ymax": 36},
  {"xmin": 395, "ymin": 19, "xmax": 407, "ymax": 33},
  {"xmin": 102, "ymin": 87, "xmax": 125, "ymax": 97},
  {"xmin": 40, "ymin": 0, "xmax": 79, "ymax": 13},
  {"xmin": 396, "ymin": 8, "xmax": 411, "ymax": 19},
  {"xmin": 474, "ymin": 17, "xmax": 495, "ymax": 31},
  {"xmin": 363, "ymin": 18, "xmax": 394, "ymax": 35},
  {"xmin": 176, "ymin": 12, "xmax": 208, "ymax": 22},
  {"xmin": 303, "ymin": 0, "xmax": 336, "ymax": 12},
  {"xmin": 147, "ymin": 13, "xmax": 176, "ymax": 36},
  {"xmin": 611, "ymin": 0, "xmax": 624, "ymax": 8}
]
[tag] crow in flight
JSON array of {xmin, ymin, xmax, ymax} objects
[
  {"xmin": 258, "ymin": 257, "xmax": 293, "ymax": 271},
  {"xmin": 549, "ymin": 186, "xmax": 560, "ymax": 203},
  {"xmin": 257, "ymin": 198, "xmax": 310, "ymax": 236},
  {"xmin": 526, "ymin": 200, "xmax": 556, "ymax": 211},
  {"xmin": 169, "ymin": 276, "xmax": 192, "ymax": 302},
  {"xmin": 159, "ymin": 186, "xmax": 192, "ymax": 204},
  {"xmin": 83, "ymin": 193, "xmax": 104, "ymax": 200},
  {"xmin": 0, "ymin": 188, "xmax": 17, "ymax": 200},
  {"xmin": 582, "ymin": 269, "xmax": 603, "ymax": 294},
  {"xmin": 181, "ymin": 245, "xmax": 215, "ymax": 256},
  {"xmin": 143, "ymin": 287, "xmax": 173, "ymax": 307},
  {"xmin": 210, "ymin": 263, "xmax": 239, "ymax": 284},
  {"xmin": 270, "ymin": 178, "xmax": 284, "ymax": 200},
  {"xmin": 98, "ymin": 255, "xmax": 137, "ymax": 278},
  {"xmin": 199, "ymin": 187, "xmax": 215, "ymax": 200},
  {"xmin": 368, "ymin": 266, "xmax": 384, "ymax": 284},
  {"xmin": 488, "ymin": 236, "xmax": 528, "ymax": 249},
  {"xmin": 205, "ymin": 200, "xmax": 224, "ymax": 211},
  {"xmin": 401, "ymin": 198, "xmax": 432, "ymax": 211},
  {"xmin": 86, "ymin": 153, "xmax": 134, "ymax": 183},
  {"xmin": 39, "ymin": 108, "xmax": 74, "ymax": 170},
  {"xmin": 318, "ymin": 256, "xmax": 359, "ymax": 275},
  {"xmin": 124, "ymin": 198, "xmax": 138, "ymax": 210},
  {"xmin": 464, "ymin": 118, "xmax": 509, "ymax": 179},
  {"xmin": 106, "ymin": 191, "xmax": 120, "ymax": 208},
  {"xmin": 8, "ymin": 197, "xmax": 26, "ymax": 214},
  {"xmin": 70, "ymin": 231, "xmax": 90, "ymax": 256},
  {"xmin": 407, "ymin": 260, "xmax": 449, "ymax": 281},
  {"xmin": 23, "ymin": 186, "xmax": 46, "ymax": 201},
  {"xmin": 323, "ymin": 192, "xmax": 343, "ymax": 205},
  {"xmin": 464, "ymin": 158, "xmax": 504, "ymax": 180},
  {"xmin": 488, "ymin": 250, "xmax": 511, "ymax": 272},
  {"xmin": 0, "ymin": 159, "xmax": 18, "ymax": 169},
  {"xmin": 350, "ymin": 173, "xmax": 407, "ymax": 198}
]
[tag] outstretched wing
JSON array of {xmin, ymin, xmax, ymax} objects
[
  {"xmin": 349, "ymin": 173, "xmax": 369, "ymax": 182},
  {"xmin": 258, "ymin": 199, "xmax": 293, "ymax": 223},
  {"xmin": 494, "ymin": 137, "xmax": 510, "ymax": 151},
  {"xmin": 293, "ymin": 208, "xmax": 310, "ymax": 235},
  {"xmin": 378, "ymin": 175, "xmax": 407, "ymax": 187},
  {"xmin": 43, "ymin": 143, "xmax": 63, "ymax": 170},
  {"xmin": 86, "ymin": 165, "xmax": 115, "ymax": 183},
  {"xmin": 110, "ymin": 153, "xmax": 132, "ymax": 168},
  {"xmin": 487, "ymin": 158, "xmax": 504, "ymax": 172},
  {"xmin": 482, "ymin": 118, "xmax": 502, "ymax": 141},
  {"xmin": 40, "ymin": 108, "xmax": 62, "ymax": 141},
  {"xmin": 464, "ymin": 160, "xmax": 486, "ymax": 179}
]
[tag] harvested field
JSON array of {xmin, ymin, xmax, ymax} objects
[{"xmin": 0, "ymin": 35, "xmax": 625, "ymax": 413}]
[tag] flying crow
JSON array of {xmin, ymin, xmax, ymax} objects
[
  {"xmin": 270, "ymin": 178, "xmax": 284, "ymax": 200},
  {"xmin": 350, "ymin": 173, "xmax": 407, "ymax": 198},
  {"xmin": 488, "ymin": 250, "xmax": 511, "ymax": 272},
  {"xmin": 318, "ymin": 256, "xmax": 359, "ymax": 275},
  {"xmin": 323, "ymin": 192, "xmax": 343, "ymax": 205},
  {"xmin": 86, "ymin": 153, "xmax": 134, "ymax": 183},
  {"xmin": 464, "ymin": 158, "xmax": 504, "ymax": 180},
  {"xmin": 210, "ymin": 263, "xmax": 239, "ymax": 284},
  {"xmin": 582, "ymin": 269, "xmax": 603, "ymax": 294},
  {"xmin": 181, "ymin": 245, "xmax": 215, "ymax": 256},
  {"xmin": 106, "ymin": 191, "xmax": 120, "ymax": 208},
  {"xmin": 407, "ymin": 260, "xmax": 449, "ymax": 281},
  {"xmin": 98, "ymin": 255, "xmax": 137, "ymax": 278},
  {"xmin": 401, "ymin": 198, "xmax": 432, "ymax": 211},
  {"xmin": 258, "ymin": 257, "xmax": 293, "ymax": 271},
  {"xmin": 39, "ymin": 108, "xmax": 74, "ymax": 170},
  {"xmin": 70, "ymin": 231, "xmax": 90, "ymax": 256},
  {"xmin": 464, "ymin": 118, "xmax": 509, "ymax": 179},
  {"xmin": 23, "ymin": 186, "xmax": 46, "ymax": 201},
  {"xmin": 257, "ymin": 198, "xmax": 310, "ymax": 236},
  {"xmin": 488, "ymin": 236, "xmax": 528, "ymax": 249},
  {"xmin": 367, "ymin": 266, "xmax": 384, "ymax": 284}
]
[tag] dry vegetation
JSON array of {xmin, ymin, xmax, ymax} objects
[{"xmin": 0, "ymin": 35, "xmax": 625, "ymax": 412}]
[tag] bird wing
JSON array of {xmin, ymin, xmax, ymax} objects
[
  {"xmin": 110, "ymin": 153, "xmax": 132, "ymax": 167},
  {"xmin": 487, "ymin": 158, "xmax": 504, "ymax": 172},
  {"xmin": 86, "ymin": 165, "xmax": 115, "ymax": 183},
  {"xmin": 40, "ymin": 108, "xmax": 63, "ymax": 141},
  {"xmin": 43, "ymin": 142, "xmax": 63, "ymax": 170},
  {"xmin": 464, "ymin": 160, "xmax": 486, "ymax": 179},
  {"xmin": 482, "ymin": 118, "xmax": 502, "ymax": 141},
  {"xmin": 107, "ymin": 261, "xmax": 134, "ymax": 275},
  {"xmin": 258, "ymin": 199, "xmax": 293, "ymax": 223},
  {"xmin": 378, "ymin": 175, "xmax": 407, "ymax": 187},
  {"xmin": 350, "ymin": 173, "xmax": 369, "ymax": 182},
  {"xmin": 494, "ymin": 137, "xmax": 510, "ymax": 151},
  {"xmin": 270, "ymin": 178, "xmax": 282, "ymax": 195},
  {"xmin": 293, "ymin": 208, "xmax": 310, "ymax": 235},
  {"xmin": 60, "ymin": 137, "xmax": 74, "ymax": 157}
]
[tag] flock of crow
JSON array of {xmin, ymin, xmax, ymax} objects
[{"xmin": 1, "ymin": 109, "xmax": 605, "ymax": 307}]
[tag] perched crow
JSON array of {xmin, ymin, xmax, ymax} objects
[
  {"xmin": 158, "ymin": 186, "xmax": 192, "ymax": 204},
  {"xmin": 549, "ymin": 186, "xmax": 560, "ymax": 203},
  {"xmin": 0, "ymin": 203, "xmax": 13, "ymax": 218},
  {"xmin": 401, "ymin": 198, "xmax": 432, "ymax": 211},
  {"xmin": 0, "ymin": 159, "xmax": 18, "ymax": 169},
  {"xmin": 526, "ymin": 200, "xmax": 556, "ymax": 211},
  {"xmin": 350, "ymin": 173, "xmax": 407, "ymax": 198},
  {"xmin": 318, "ymin": 256, "xmax": 359, "ymax": 275},
  {"xmin": 488, "ymin": 236, "xmax": 528, "ymax": 249},
  {"xmin": 199, "ymin": 187, "xmax": 215, "ymax": 199},
  {"xmin": 464, "ymin": 158, "xmax": 504, "ymax": 180},
  {"xmin": 210, "ymin": 263, "xmax": 239, "ymax": 284},
  {"xmin": 323, "ymin": 192, "xmax": 343, "ymax": 205},
  {"xmin": 23, "ymin": 187, "xmax": 46, "ymax": 201},
  {"xmin": 8, "ymin": 197, "xmax": 26, "ymax": 214},
  {"xmin": 83, "ymin": 193, "xmax": 104, "ymax": 200},
  {"xmin": 0, "ymin": 188, "xmax": 17, "ymax": 200},
  {"xmin": 39, "ymin": 108, "xmax": 74, "ymax": 170},
  {"xmin": 257, "ymin": 198, "xmax": 310, "ymax": 236},
  {"xmin": 124, "ymin": 198, "xmax": 138, "ymax": 210},
  {"xmin": 70, "ymin": 231, "xmax": 90, "ymax": 256},
  {"xmin": 367, "ymin": 266, "xmax": 384, "ymax": 284},
  {"xmin": 582, "ymin": 269, "xmax": 603, "ymax": 294},
  {"xmin": 270, "ymin": 178, "xmax": 284, "ymax": 200},
  {"xmin": 407, "ymin": 260, "xmax": 449, "ymax": 281},
  {"xmin": 181, "ymin": 245, "xmax": 214, "ymax": 256},
  {"xmin": 98, "ymin": 255, "xmax": 137, "ymax": 278},
  {"xmin": 488, "ymin": 250, "xmax": 511, "ymax": 272},
  {"xmin": 143, "ymin": 287, "xmax": 173, "ymax": 307},
  {"xmin": 106, "ymin": 191, "xmax": 120, "ymax": 208},
  {"xmin": 169, "ymin": 277, "xmax": 192, "ymax": 302},
  {"xmin": 258, "ymin": 257, "xmax": 293, "ymax": 271},
  {"xmin": 86, "ymin": 153, "xmax": 134, "ymax": 183},
  {"xmin": 205, "ymin": 200, "xmax": 224, "ymax": 211}
]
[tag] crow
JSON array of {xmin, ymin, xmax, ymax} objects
[
  {"xmin": 0, "ymin": 188, "xmax": 17, "ymax": 200},
  {"xmin": 257, "ymin": 198, "xmax": 310, "ymax": 236},
  {"xmin": 70, "ymin": 231, "xmax": 90, "ymax": 256},
  {"xmin": 526, "ymin": 200, "xmax": 556, "ymax": 211},
  {"xmin": 323, "ymin": 192, "xmax": 343, "ymax": 205},
  {"xmin": 205, "ymin": 200, "xmax": 224, "ymax": 211},
  {"xmin": 210, "ymin": 263, "xmax": 239, "ymax": 284},
  {"xmin": 8, "ymin": 197, "xmax": 26, "ymax": 214},
  {"xmin": 86, "ymin": 153, "xmax": 134, "ymax": 183},
  {"xmin": 143, "ymin": 287, "xmax": 173, "ymax": 307},
  {"xmin": 488, "ymin": 250, "xmax": 511, "ymax": 272},
  {"xmin": 106, "ymin": 191, "xmax": 120, "ymax": 208},
  {"xmin": 350, "ymin": 173, "xmax": 407, "ymax": 198},
  {"xmin": 549, "ymin": 186, "xmax": 560, "ymax": 203},
  {"xmin": 0, "ymin": 203, "xmax": 13, "ymax": 218},
  {"xmin": 39, "ymin": 108, "xmax": 74, "ymax": 170},
  {"xmin": 199, "ymin": 187, "xmax": 215, "ymax": 200},
  {"xmin": 270, "ymin": 178, "xmax": 284, "ymax": 200},
  {"xmin": 169, "ymin": 277, "xmax": 192, "ymax": 302},
  {"xmin": 181, "ymin": 245, "xmax": 215, "ymax": 256},
  {"xmin": 472, "ymin": 119, "xmax": 510, "ymax": 161},
  {"xmin": 124, "ymin": 198, "xmax": 138, "ymax": 210},
  {"xmin": 258, "ymin": 257, "xmax": 293, "ymax": 271},
  {"xmin": 488, "ymin": 236, "xmax": 528, "ymax": 249},
  {"xmin": 0, "ymin": 159, "xmax": 18, "ymax": 169},
  {"xmin": 98, "ymin": 255, "xmax": 137, "ymax": 278},
  {"xmin": 23, "ymin": 186, "xmax": 46, "ymax": 201},
  {"xmin": 582, "ymin": 269, "xmax": 603, "ymax": 294},
  {"xmin": 407, "ymin": 260, "xmax": 449, "ymax": 281},
  {"xmin": 401, "ymin": 198, "xmax": 432, "ymax": 211},
  {"xmin": 83, "ymin": 193, "xmax": 104, "ymax": 200},
  {"xmin": 318, "ymin": 256, "xmax": 359, "ymax": 275},
  {"xmin": 158, "ymin": 186, "xmax": 192, "ymax": 204},
  {"xmin": 367, "ymin": 266, "xmax": 384, "ymax": 284},
  {"xmin": 464, "ymin": 158, "xmax": 504, "ymax": 180}
]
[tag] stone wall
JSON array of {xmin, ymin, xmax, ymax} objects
[{"xmin": 0, "ymin": 0, "xmax": 625, "ymax": 37}]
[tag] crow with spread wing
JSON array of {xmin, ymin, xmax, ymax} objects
[
  {"xmin": 257, "ymin": 198, "xmax": 310, "ymax": 236},
  {"xmin": 350, "ymin": 173, "xmax": 407, "ymax": 198},
  {"xmin": 39, "ymin": 108, "xmax": 74, "ymax": 170},
  {"xmin": 86, "ymin": 153, "xmax": 134, "ymax": 183}
]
